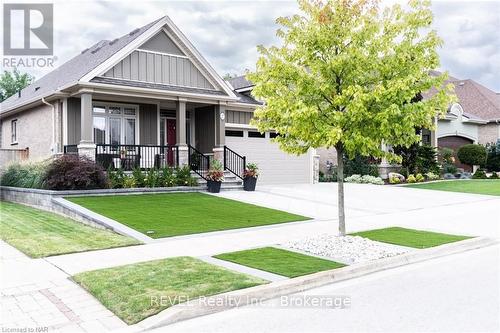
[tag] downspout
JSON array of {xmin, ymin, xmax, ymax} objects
[{"xmin": 41, "ymin": 97, "xmax": 57, "ymax": 154}]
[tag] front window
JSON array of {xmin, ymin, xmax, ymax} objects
[
  {"xmin": 93, "ymin": 117, "xmax": 106, "ymax": 144},
  {"xmin": 92, "ymin": 104, "xmax": 138, "ymax": 146},
  {"xmin": 11, "ymin": 119, "xmax": 17, "ymax": 144}
]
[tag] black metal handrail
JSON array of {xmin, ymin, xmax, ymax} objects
[
  {"xmin": 95, "ymin": 144, "xmax": 178, "ymax": 171},
  {"xmin": 63, "ymin": 144, "xmax": 78, "ymax": 154},
  {"xmin": 224, "ymin": 145, "xmax": 246, "ymax": 180},
  {"xmin": 188, "ymin": 144, "xmax": 210, "ymax": 180}
]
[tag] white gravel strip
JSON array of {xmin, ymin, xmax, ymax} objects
[{"xmin": 282, "ymin": 234, "xmax": 413, "ymax": 265}]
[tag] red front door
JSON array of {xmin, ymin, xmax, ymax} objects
[{"xmin": 167, "ymin": 119, "xmax": 176, "ymax": 165}]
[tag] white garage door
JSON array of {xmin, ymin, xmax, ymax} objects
[{"xmin": 225, "ymin": 129, "xmax": 312, "ymax": 184}]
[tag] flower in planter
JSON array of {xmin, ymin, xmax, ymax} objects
[
  {"xmin": 206, "ymin": 160, "xmax": 224, "ymax": 182},
  {"xmin": 243, "ymin": 163, "xmax": 259, "ymax": 178}
]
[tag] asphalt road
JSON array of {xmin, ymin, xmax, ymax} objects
[{"xmin": 152, "ymin": 244, "xmax": 500, "ymax": 333}]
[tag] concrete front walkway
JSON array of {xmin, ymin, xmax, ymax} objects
[{"xmin": 45, "ymin": 183, "xmax": 500, "ymax": 275}]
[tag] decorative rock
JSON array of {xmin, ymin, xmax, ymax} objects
[
  {"xmin": 388, "ymin": 172, "xmax": 405, "ymax": 182},
  {"xmin": 460, "ymin": 172, "xmax": 472, "ymax": 179},
  {"xmin": 282, "ymin": 234, "xmax": 412, "ymax": 265}
]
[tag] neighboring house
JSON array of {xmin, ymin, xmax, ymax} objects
[
  {"xmin": 0, "ymin": 16, "xmax": 315, "ymax": 184},
  {"xmin": 319, "ymin": 73, "xmax": 500, "ymax": 176}
]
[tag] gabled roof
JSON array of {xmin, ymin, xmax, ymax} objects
[
  {"xmin": 1, "ymin": 16, "xmax": 239, "ymax": 113},
  {"xmin": 425, "ymin": 71, "xmax": 500, "ymax": 122},
  {"xmin": 451, "ymin": 79, "xmax": 500, "ymax": 122},
  {"xmin": 1, "ymin": 17, "xmax": 162, "ymax": 111}
]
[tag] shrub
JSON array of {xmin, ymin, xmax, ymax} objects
[
  {"xmin": 457, "ymin": 144, "xmax": 487, "ymax": 167},
  {"xmin": 123, "ymin": 175, "xmax": 137, "ymax": 188},
  {"xmin": 393, "ymin": 144, "xmax": 438, "ymax": 175},
  {"xmin": 0, "ymin": 160, "xmax": 48, "ymax": 188},
  {"xmin": 108, "ymin": 167, "xmax": 125, "ymax": 189},
  {"xmin": 485, "ymin": 142, "xmax": 500, "ymax": 172},
  {"xmin": 159, "ymin": 167, "xmax": 176, "ymax": 187},
  {"xmin": 415, "ymin": 173, "xmax": 425, "ymax": 182},
  {"xmin": 44, "ymin": 155, "xmax": 108, "ymax": 190},
  {"xmin": 145, "ymin": 168, "xmax": 161, "ymax": 187},
  {"xmin": 344, "ymin": 155, "xmax": 379, "ymax": 177},
  {"xmin": 407, "ymin": 175, "xmax": 416, "ymax": 183},
  {"xmin": 345, "ymin": 174, "xmax": 384, "ymax": 185},
  {"xmin": 389, "ymin": 175, "xmax": 401, "ymax": 184},
  {"xmin": 425, "ymin": 172, "xmax": 440, "ymax": 181},
  {"xmin": 175, "ymin": 166, "xmax": 198, "ymax": 186},
  {"xmin": 415, "ymin": 145, "xmax": 439, "ymax": 174},
  {"xmin": 132, "ymin": 168, "xmax": 146, "ymax": 187},
  {"xmin": 489, "ymin": 172, "xmax": 499, "ymax": 179},
  {"xmin": 472, "ymin": 169, "xmax": 488, "ymax": 179}
]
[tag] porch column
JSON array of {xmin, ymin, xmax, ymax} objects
[
  {"xmin": 77, "ymin": 93, "xmax": 96, "ymax": 160},
  {"xmin": 213, "ymin": 103, "xmax": 226, "ymax": 162},
  {"xmin": 430, "ymin": 117, "xmax": 438, "ymax": 148},
  {"xmin": 176, "ymin": 98, "xmax": 188, "ymax": 166}
]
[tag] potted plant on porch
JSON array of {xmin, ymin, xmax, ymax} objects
[
  {"xmin": 206, "ymin": 160, "xmax": 224, "ymax": 193},
  {"xmin": 243, "ymin": 163, "xmax": 259, "ymax": 191}
]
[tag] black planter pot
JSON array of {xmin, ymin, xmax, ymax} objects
[
  {"xmin": 207, "ymin": 180, "xmax": 222, "ymax": 193},
  {"xmin": 243, "ymin": 176, "xmax": 257, "ymax": 191}
]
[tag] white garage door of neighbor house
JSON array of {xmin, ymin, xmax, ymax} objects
[{"xmin": 225, "ymin": 130, "xmax": 312, "ymax": 184}]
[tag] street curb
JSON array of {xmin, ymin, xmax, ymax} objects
[{"xmin": 116, "ymin": 236, "xmax": 498, "ymax": 332}]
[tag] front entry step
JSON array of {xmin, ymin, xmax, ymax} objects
[{"xmin": 190, "ymin": 170, "xmax": 243, "ymax": 190}]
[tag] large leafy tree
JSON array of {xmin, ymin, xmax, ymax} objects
[
  {"xmin": 248, "ymin": 0, "xmax": 455, "ymax": 235},
  {"xmin": 0, "ymin": 68, "xmax": 34, "ymax": 102}
]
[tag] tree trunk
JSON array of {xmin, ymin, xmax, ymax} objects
[{"xmin": 336, "ymin": 143, "xmax": 346, "ymax": 236}]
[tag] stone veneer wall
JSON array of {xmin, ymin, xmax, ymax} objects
[{"xmin": 478, "ymin": 123, "xmax": 500, "ymax": 145}]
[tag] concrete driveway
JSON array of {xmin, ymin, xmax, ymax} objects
[{"xmin": 215, "ymin": 183, "xmax": 500, "ymax": 238}]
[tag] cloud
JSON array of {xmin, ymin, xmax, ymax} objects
[{"xmin": 4, "ymin": 0, "xmax": 498, "ymax": 91}]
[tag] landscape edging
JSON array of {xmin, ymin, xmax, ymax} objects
[{"xmin": 120, "ymin": 236, "xmax": 498, "ymax": 332}]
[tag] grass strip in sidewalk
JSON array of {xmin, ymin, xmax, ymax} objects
[
  {"xmin": 350, "ymin": 227, "xmax": 472, "ymax": 249},
  {"xmin": 215, "ymin": 247, "xmax": 346, "ymax": 278},
  {"xmin": 72, "ymin": 257, "xmax": 267, "ymax": 324},
  {"xmin": 67, "ymin": 193, "xmax": 309, "ymax": 238},
  {"xmin": 0, "ymin": 201, "xmax": 140, "ymax": 258}
]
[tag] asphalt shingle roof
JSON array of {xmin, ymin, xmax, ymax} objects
[
  {"xmin": 425, "ymin": 71, "xmax": 500, "ymax": 122},
  {"xmin": 227, "ymin": 75, "xmax": 254, "ymax": 90},
  {"xmin": 1, "ymin": 17, "xmax": 163, "ymax": 111}
]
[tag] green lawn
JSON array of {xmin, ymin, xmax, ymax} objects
[
  {"xmin": 215, "ymin": 247, "xmax": 346, "ymax": 278},
  {"xmin": 0, "ymin": 201, "xmax": 140, "ymax": 258},
  {"xmin": 67, "ymin": 193, "xmax": 309, "ymax": 238},
  {"xmin": 405, "ymin": 179, "xmax": 500, "ymax": 196},
  {"xmin": 73, "ymin": 257, "xmax": 266, "ymax": 324},
  {"xmin": 350, "ymin": 227, "xmax": 472, "ymax": 249}
]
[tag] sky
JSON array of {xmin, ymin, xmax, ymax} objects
[{"xmin": 2, "ymin": 0, "xmax": 499, "ymax": 91}]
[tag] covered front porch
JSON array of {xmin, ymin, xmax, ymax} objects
[{"xmin": 62, "ymin": 92, "xmax": 244, "ymax": 177}]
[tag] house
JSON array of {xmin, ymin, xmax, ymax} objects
[
  {"xmin": 0, "ymin": 16, "xmax": 316, "ymax": 184},
  {"xmin": 319, "ymin": 73, "xmax": 500, "ymax": 176}
]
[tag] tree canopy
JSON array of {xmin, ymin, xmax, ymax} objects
[
  {"xmin": 0, "ymin": 68, "xmax": 34, "ymax": 102},
  {"xmin": 248, "ymin": 0, "xmax": 455, "ymax": 162}
]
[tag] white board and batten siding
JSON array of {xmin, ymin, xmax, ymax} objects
[{"xmin": 225, "ymin": 129, "xmax": 312, "ymax": 185}]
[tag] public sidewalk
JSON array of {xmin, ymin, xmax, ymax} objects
[{"xmin": 2, "ymin": 183, "xmax": 499, "ymax": 332}]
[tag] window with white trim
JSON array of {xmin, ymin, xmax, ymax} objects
[
  {"xmin": 92, "ymin": 104, "xmax": 138, "ymax": 145},
  {"xmin": 11, "ymin": 119, "xmax": 17, "ymax": 144}
]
